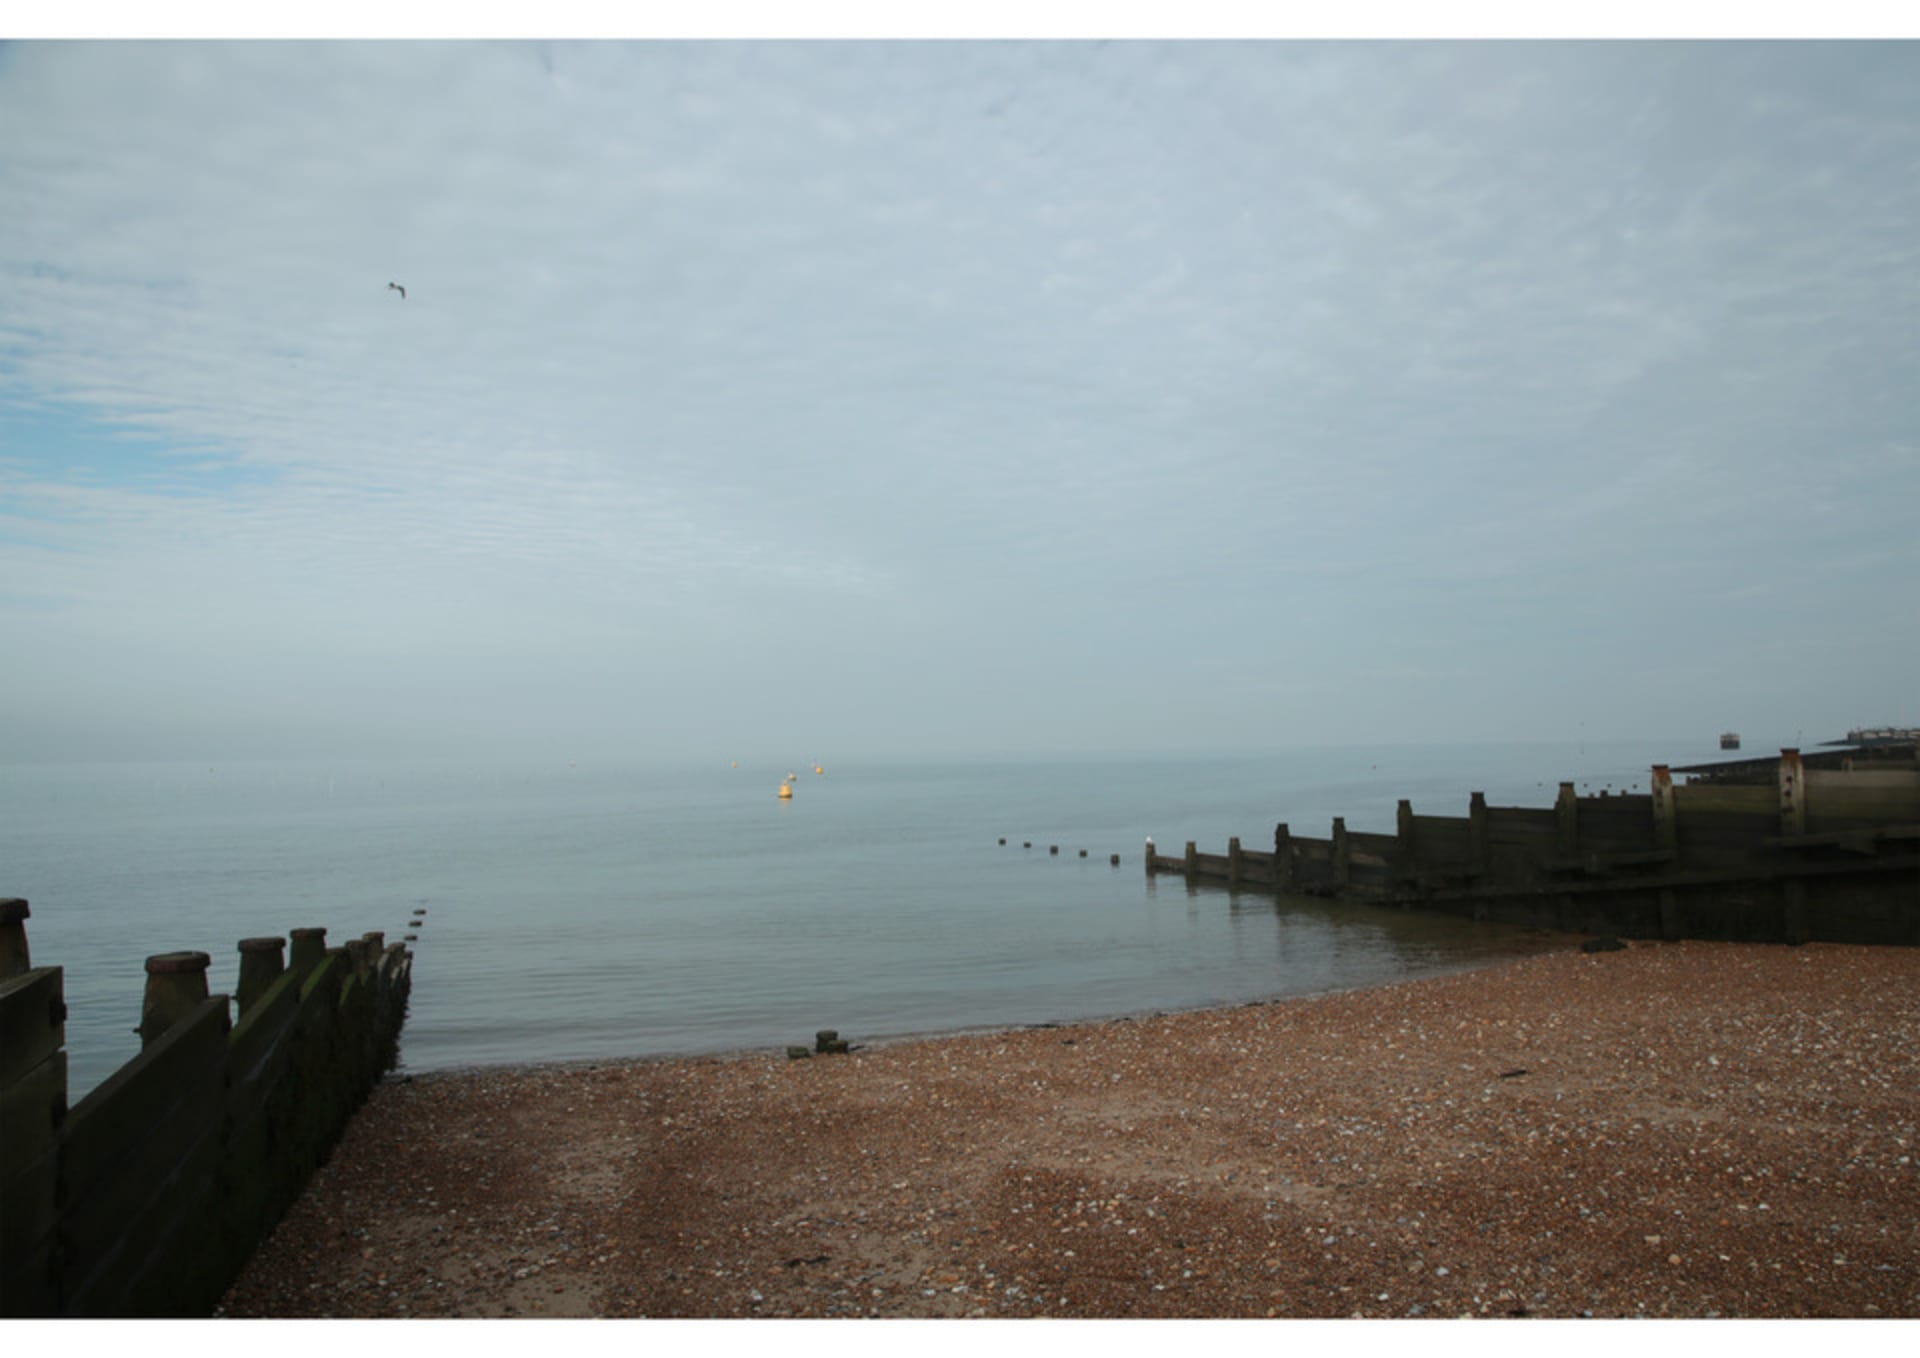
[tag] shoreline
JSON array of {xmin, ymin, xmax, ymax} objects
[
  {"xmin": 390, "ymin": 928, "xmax": 1584, "ymax": 1086},
  {"xmin": 222, "ymin": 939, "xmax": 1920, "ymax": 1319}
]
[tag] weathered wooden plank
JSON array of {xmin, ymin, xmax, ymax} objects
[
  {"xmin": 58, "ymin": 1037, "xmax": 224, "ymax": 1272},
  {"xmin": 60, "ymin": 1119, "xmax": 227, "ymax": 1318},
  {"xmin": 1804, "ymin": 768, "xmax": 1920, "ymax": 792},
  {"xmin": 1674, "ymin": 784, "xmax": 1776, "ymax": 815},
  {"xmin": 1675, "ymin": 811, "xmax": 1782, "ymax": 859},
  {"xmin": 1774, "ymin": 823, "xmax": 1920, "ymax": 851},
  {"xmin": 219, "ymin": 1099, "xmax": 298, "ymax": 1272},
  {"xmin": 59, "ymin": 998, "xmax": 227, "ymax": 1193},
  {"xmin": 1486, "ymin": 807, "xmax": 1560, "ymax": 842},
  {"xmin": 0, "ymin": 967, "xmax": 64, "ymax": 1087},
  {"xmin": 0, "ymin": 1136, "xmax": 59, "ymax": 1247},
  {"xmin": 1348, "ymin": 831, "xmax": 1401, "ymax": 858},
  {"xmin": 226, "ymin": 964, "xmax": 304, "ymax": 1088},
  {"xmin": 1409, "ymin": 815, "xmax": 1474, "ymax": 861},
  {"xmin": 1572, "ymin": 797, "xmax": 1654, "ymax": 848},
  {"xmin": 0, "ymin": 1139, "xmax": 60, "ymax": 1315},
  {"xmin": 0, "ymin": 1049, "xmax": 66, "ymax": 1163},
  {"xmin": 1807, "ymin": 783, "xmax": 1920, "ymax": 829}
]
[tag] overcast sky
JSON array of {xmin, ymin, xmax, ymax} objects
[{"xmin": 2, "ymin": 39, "xmax": 1915, "ymax": 764}]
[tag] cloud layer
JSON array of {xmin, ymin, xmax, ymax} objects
[{"xmin": 3, "ymin": 41, "xmax": 1916, "ymax": 760}]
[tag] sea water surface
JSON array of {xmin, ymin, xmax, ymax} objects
[{"xmin": 1, "ymin": 739, "xmax": 1761, "ymax": 1096}]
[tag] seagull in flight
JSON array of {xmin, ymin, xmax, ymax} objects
[{"xmin": 387, "ymin": 282, "xmax": 406, "ymax": 300}]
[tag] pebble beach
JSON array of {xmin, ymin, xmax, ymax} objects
[{"xmin": 218, "ymin": 939, "xmax": 1920, "ymax": 1320}]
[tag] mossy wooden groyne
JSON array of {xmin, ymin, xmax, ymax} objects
[
  {"xmin": 1147, "ymin": 747, "xmax": 1920, "ymax": 946},
  {"xmin": 0, "ymin": 900, "xmax": 414, "ymax": 1317}
]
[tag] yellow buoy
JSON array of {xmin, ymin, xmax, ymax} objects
[
  {"xmin": 777, "ymin": 782, "xmax": 792, "ymax": 799},
  {"xmin": 814, "ymin": 764, "xmax": 824, "ymax": 775}
]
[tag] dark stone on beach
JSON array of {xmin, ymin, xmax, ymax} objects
[
  {"xmin": 1581, "ymin": 936, "xmax": 1627, "ymax": 953},
  {"xmin": 786, "ymin": 1046, "xmax": 812, "ymax": 1060}
]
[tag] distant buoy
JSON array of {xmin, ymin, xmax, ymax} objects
[
  {"xmin": 731, "ymin": 761, "xmax": 738, "ymax": 769},
  {"xmin": 814, "ymin": 764, "xmax": 824, "ymax": 775},
  {"xmin": 778, "ymin": 783, "xmax": 793, "ymax": 800}
]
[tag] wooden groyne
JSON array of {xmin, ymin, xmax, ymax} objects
[
  {"xmin": 1147, "ymin": 747, "xmax": 1920, "ymax": 946},
  {"xmin": 0, "ymin": 899, "xmax": 414, "ymax": 1317}
]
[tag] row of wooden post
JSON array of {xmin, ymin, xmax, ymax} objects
[
  {"xmin": 1151, "ymin": 752, "xmax": 1818, "ymax": 886},
  {"xmin": 1, "ymin": 897, "xmax": 417, "ymax": 1317}
]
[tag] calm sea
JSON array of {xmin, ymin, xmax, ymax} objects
[{"xmin": 1, "ymin": 738, "xmax": 1765, "ymax": 1096}]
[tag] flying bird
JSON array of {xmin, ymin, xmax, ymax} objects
[{"xmin": 388, "ymin": 282, "xmax": 406, "ymax": 300}]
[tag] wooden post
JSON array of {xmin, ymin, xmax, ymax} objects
[
  {"xmin": 236, "ymin": 937, "xmax": 286, "ymax": 1017},
  {"xmin": 1394, "ymin": 801, "xmax": 1417, "ymax": 889},
  {"xmin": 289, "ymin": 927, "xmax": 327, "ymax": 973},
  {"xmin": 1, "ymin": 898, "xmax": 29, "ymax": 977},
  {"xmin": 1650, "ymin": 765, "xmax": 1676, "ymax": 853},
  {"xmin": 0, "ymin": 919, "xmax": 65, "ymax": 1319},
  {"xmin": 1184, "ymin": 841, "xmax": 1198, "ymax": 878},
  {"xmin": 140, "ymin": 951, "xmax": 212, "ymax": 1048},
  {"xmin": 1779, "ymin": 748, "xmax": 1806, "ymax": 838},
  {"xmin": 1783, "ymin": 878, "xmax": 1809, "ymax": 946},
  {"xmin": 1332, "ymin": 818, "xmax": 1350, "ymax": 890},
  {"xmin": 1469, "ymin": 792, "xmax": 1490, "ymax": 876},
  {"xmin": 1555, "ymin": 782, "xmax": 1578, "ymax": 857},
  {"xmin": 310, "ymin": 947, "xmax": 350, "ymax": 1003},
  {"xmin": 1274, "ymin": 823, "xmax": 1295, "ymax": 890},
  {"xmin": 1227, "ymin": 836, "xmax": 1242, "ymax": 886}
]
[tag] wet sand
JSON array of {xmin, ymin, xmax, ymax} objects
[{"xmin": 219, "ymin": 939, "xmax": 1920, "ymax": 1319}]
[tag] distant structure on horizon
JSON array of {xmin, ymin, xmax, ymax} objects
[
  {"xmin": 1720, "ymin": 732, "xmax": 1741, "ymax": 750},
  {"xmin": 1843, "ymin": 726, "xmax": 1920, "ymax": 745}
]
